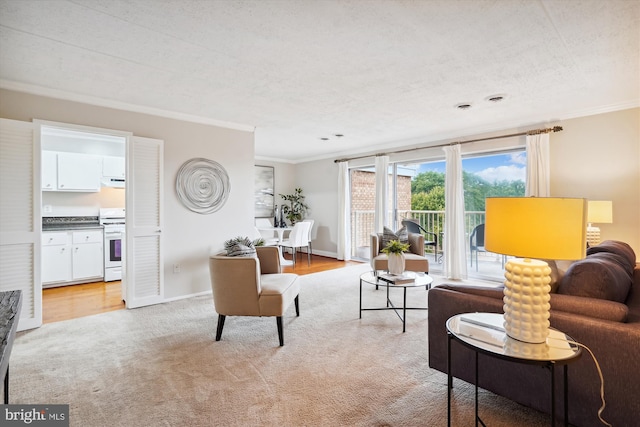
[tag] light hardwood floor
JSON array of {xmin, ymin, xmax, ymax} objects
[{"xmin": 43, "ymin": 254, "xmax": 363, "ymax": 324}]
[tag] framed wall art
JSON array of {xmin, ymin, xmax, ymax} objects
[
  {"xmin": 254, "ymin": 165, "xmax": 274, "ymax": 218},
  {"xmin": 176, "ymin": 158, "xmax": 230, "ymax": 214}
]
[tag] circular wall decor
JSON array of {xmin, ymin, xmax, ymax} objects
[{"xmin": 176, "ymin": 158, "xmax": 230, "ymax": 214}]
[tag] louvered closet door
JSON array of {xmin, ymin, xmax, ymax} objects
[
  {"xmin": 0, "ymin": 118, "xmax": 41, "ymax": 330},
  {"xmin": 124, "ymin": 136, "xmax": 164, "ymax": 308}
]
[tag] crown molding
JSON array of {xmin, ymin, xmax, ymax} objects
[
  {"xmin": 0, "ymin": 79, "xmax": 256, "ymax": 133},
  {"xmin": 254, "ymin": 155, "xmax": 297, "ymax": 164}
]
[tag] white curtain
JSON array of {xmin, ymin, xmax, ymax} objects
[
  {"xmin": 525, "ymin": 133, "xmax": 550, "ymax": 197},
  {"xmin": 337, "ymin": 161, "xmax": 351, "ymax": 261},
  {"xmin": 374, "ymin": 155, "xmax": 389, "ymax": 233},
  {"xmin": 443, "ymin": 145, "xmax": 467, "ymax": 280}
]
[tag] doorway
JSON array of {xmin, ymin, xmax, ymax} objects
[{"xmin": 40, "ymin": 124, "xmax": 128, "ymax": 321}]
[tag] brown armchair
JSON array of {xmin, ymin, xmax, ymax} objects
[
  {"xmin": 370, "ymin": 232, "xmax": 430, "ymax": 274},
  {"xmin": 209, "ymin": 246, "xmax": 300, "ymax": 346}
]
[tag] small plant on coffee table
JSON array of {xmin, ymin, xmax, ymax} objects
[
  {"xmin": 381, "ymin": 240, "xmax": 410, "ymax": 255},
  {"xmin": 382, "ymin": 240, "xmax": 410, "ymax": 275}
]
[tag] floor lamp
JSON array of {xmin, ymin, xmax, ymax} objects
[
  {"xmin": 586, "ymin": 200, "xmax": 613, "ymax": 247},
  {"xmin": 485, "ymin": 197, "xmax": 587, "ymax": 343}
]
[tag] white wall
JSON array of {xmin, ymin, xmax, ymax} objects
[
  {"xmin": 292, "ymin": 107, "xmax": 640, "ymax": 257},
  {"xmin": 258, "ymin": 158, "xmax": 339, "ymax": 257},
  {"xmin": 551, "ymin": 108, "xmax": 640, "ymax": 253},
  {"xmin": 1, "ymin": 89, "xmax": 255, "ymax": 300},
  {"xmin": 293, "ymin": 160, "xmax": 340, "ymax": 257},
  {"xmin": 42, "ymin": 188, "xmax": 125, "ymax": 217}
]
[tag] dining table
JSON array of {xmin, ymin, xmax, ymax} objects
[
  {"xmin": 256, "ymin": 226, "xmax": 293, "ymax": 265},
  {"xmin": 257, "ymin": 226, "xmax": 292, "ymax": 243}
]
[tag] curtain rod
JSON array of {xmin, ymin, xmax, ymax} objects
[{"xmin": 333, "ymin": 125, "xmax": 563, "ymax": 163}]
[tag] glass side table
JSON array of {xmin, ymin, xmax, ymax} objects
[
  {"xmin": 359, "ymin": 271, "xmax": 433, "ymax": 332},
  {"xmin": 446, "ymin": 313, "xmax": 582, "ymax": 427}
]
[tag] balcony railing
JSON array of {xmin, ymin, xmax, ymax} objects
[{"xmin": 351, "ymin": 209, "xmax": 486, "ymax": 259}]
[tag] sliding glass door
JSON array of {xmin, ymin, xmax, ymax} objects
[
  {"xmin": 462, "ymin": 151, "xmax": 526, "ymax": 279},
  {"xmin": 347, "ymin": 149, "xmax": 526, "ymax": 281},
  {"xmin": 349, "ymin": 166, "xmax": 376, "ymax": 260},
  {"xmin": 349, "ymin": 160, "xmax": 445, "ymax": 272},
  {"xmin": 396, "ymin": 160, "xmax": 445, "ymax": 273}
]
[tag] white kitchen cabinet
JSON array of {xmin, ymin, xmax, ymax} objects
[
  {"xmin": 42, "ymin": 232, "xmax": 71, "ymax": 283},
  {"xmin": 102, "ymin": 155, "xmax": 125, "ymax": 178},
  {"xmin": 42, "ymin": 229, "xmax": 103, "ymax": 286},
  {"xmin": 57, "ymin": 152, "xmax": 102, "ymax": 191},
  {"xmin": 41, "ymin": 151, "xmax": 58, "ymax": 191},
  {"xmin": 72, "ymin": 230, "xmax": 104, "ymax": 280}
]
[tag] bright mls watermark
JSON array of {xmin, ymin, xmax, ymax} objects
[{"xmin": 2, "ymin": 405, "xmax": 69, "ymax": 426}]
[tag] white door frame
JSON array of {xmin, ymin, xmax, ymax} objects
[{"xmin": 0, "ymin": 119, "xmax": 41, "ymax": 331}]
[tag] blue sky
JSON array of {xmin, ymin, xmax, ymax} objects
[{"xmin": 416, "ymin": 152, "xmax": 526, "ymax": 183}]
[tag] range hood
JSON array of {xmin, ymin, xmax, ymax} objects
[{"xmin": 101, "ymin": 177, "xmax": 125, "ymax": 188}]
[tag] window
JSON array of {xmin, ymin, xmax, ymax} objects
[
  {"xmin": 347, "ymin": 148, "xmax": 526, "ymax": 281},
  {"xmin": 463, "ymin": 151, "xmax": 526, "ymax": 279},
  {"xmin": 349, "ymin": 166, "xmax": 376, "ymax": 259}
]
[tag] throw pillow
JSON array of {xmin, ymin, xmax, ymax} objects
[
  {"xmin": 226, "ymin": 244, "xmax": 257, "ymax": 257},
  {"xmin": 224, "ymin": 236, "xmax": 257, "ymax": 257},
  {"xmin": 382, "ymin": 226, "xmax": 409, "ymax": 249},
  {"xmin": 557, "ymin": 254, "xmax": 632, "ymax": 303}
]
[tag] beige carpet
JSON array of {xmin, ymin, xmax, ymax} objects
[{"xmin": 13, "ymin": 264, "xmax": 549, "ymax": 426}]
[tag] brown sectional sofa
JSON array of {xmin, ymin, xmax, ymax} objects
[{"xmin": 428, "ymin": 240, "xmax": 640, "ymax": 427}]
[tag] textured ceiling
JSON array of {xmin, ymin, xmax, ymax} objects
[{"xmin": 1, "ymin": 0, "xmax": 638, "ymax": 163}]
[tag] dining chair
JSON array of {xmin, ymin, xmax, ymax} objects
[
  {"xmin": 278, "ymin": 221, "xmax": 312, "ymax": 267},
  {"xmin": 301, "ymin": 219, "xmax": 314, "ymax": 257}
]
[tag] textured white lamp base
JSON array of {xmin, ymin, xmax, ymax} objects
[
  {"xmin": 502, "ymin": 258, "xmax": 552, "ymax": 344},
  {"xmin": 504, "ymin": 339, "xmax": 549, "ymax": 358},
  {"xmin": 586, "ymin": 224, "xmax": 601, "ymax": 247}
]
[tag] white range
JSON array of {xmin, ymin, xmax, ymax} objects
[{"xmin": 99, "ymin": 208, "xmax": 125, "ymax": 282}]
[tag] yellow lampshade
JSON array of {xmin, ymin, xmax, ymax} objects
[
  {"xmin": 485, "ymin": 197, "xmax": 587, "ymax": 261},
  {"xmin": 587, "ymin": 200, "xmax": 613, "ymax": 224},
  {"xmin": 486, "ymin": 197, "xmax": 587, "ymax": 343}
]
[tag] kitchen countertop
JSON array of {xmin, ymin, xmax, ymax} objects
[
  {"xmin": 43, "ymin": 224, "xmax": 103, "ymax": 231},
  {"xmin": 42, "ymin": 216, "xmax": 103, "ymax": 231}
]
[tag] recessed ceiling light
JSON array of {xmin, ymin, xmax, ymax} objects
[
  {"xmin": 456, "ymin": 103, "xmax": 472, "ymax": 110},
  {"xmin": 486, "ymin": 94, "xmax": 507, "ymax": 102}
]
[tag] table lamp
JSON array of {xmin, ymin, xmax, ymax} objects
[
  {"xmin": 586, "ymin": 200, "xmax": 613, "ymax": 247},
  {"xmin": 485, "ymin": 197, "xmax": 587, "ymax": 343}
]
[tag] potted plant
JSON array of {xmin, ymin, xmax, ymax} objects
[
  {"xmin": 279, "ymin": 188, "xmax": 309, "ymax": 225},
  {"xmin": 223, "ymin": 236, "xmax": 264, "ymax": 257},
  {"xmin": 381, "ymin": 239, "xmax": 410, "ymax": 275}
]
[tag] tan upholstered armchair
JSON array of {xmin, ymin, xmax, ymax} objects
[
  {"xmin": 209, "ymin": 246, "xmax": 300, "ymax": 346},
  {"xmin": 370, "ymin": 232, "xmax": 430, "ymax": 274}
]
